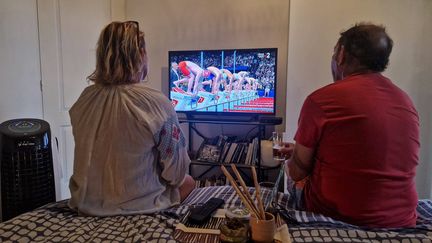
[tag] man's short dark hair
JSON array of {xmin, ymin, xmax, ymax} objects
[{"xmin": 338, "ymin": 23, "xmax": 393, "ymax": 72}]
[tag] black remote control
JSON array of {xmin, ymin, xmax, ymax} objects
[{"xmin": 188, "ymin": 198, "xmax": 225, "ymax": 224}]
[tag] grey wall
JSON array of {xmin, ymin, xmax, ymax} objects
[{"xmin": 126, "ymin": 0, "xmax": 290, "ymax": 131}]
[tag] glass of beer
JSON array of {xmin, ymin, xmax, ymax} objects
[{"xmin": 272, "ymin": 132, "xmax": 285, "ymax": 162}]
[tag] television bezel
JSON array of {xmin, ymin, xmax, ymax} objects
[{"xmin": 168, "ymin": 47, "xmax": 278, "ymax": 117}]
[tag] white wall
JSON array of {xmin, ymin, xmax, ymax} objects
[
  {"xmin": 37, "ymin": 0, "xmax": 125, "ymax": 200},
  {"xmin": 0, "ymin": 0, "xmax": 42, "ymax": 122},
  {"xmin": 286, "ymin": 0, "xmax": 432, "ymax": 199}
]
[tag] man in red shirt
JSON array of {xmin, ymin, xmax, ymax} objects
[{"xmin": 285, "ymin": 23, "xmax": 420, "ymax": 228}]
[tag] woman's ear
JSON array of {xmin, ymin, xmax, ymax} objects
[
  {"xmin": 141, "ymin": 50, "xmax": 148, "ymax": 80},
  {"xmin": 139, "ymin": 47, "xmax": 146, "ymax": 56}
]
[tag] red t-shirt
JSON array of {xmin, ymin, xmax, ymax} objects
[{"xmin": 295, "ymin": 73, "xmax": 419, "ymax": 228}]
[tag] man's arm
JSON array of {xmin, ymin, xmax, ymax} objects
[
  {"xmin": 173, "ymin": 77, "xmax": 189, "ymax": 87},
  {"xmin": 285, "ymin": 143, "xmax": 315, "ymax": 181},
  {"xmin": 285, "ymin": 96, "xmax": 323, "ymax": 181}
]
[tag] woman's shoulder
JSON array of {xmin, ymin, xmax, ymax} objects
[
  {"xmin": 127, "ymin": 83, "xmax": 175, "ymax": 112},
  {"xmin": 128, "ymin": 83, "xmax": 169, "ymax": 101},
  {"xmin": 72, "ymin": 82, "xmax": 173, "ymax": 114}
]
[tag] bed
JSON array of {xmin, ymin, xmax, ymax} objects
[{"xmin": 0, "ymin": 186, "xmax": 431, "ymax": 242}]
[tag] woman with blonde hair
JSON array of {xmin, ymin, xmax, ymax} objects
[{"xmin": 68, "ymin": 21, "xmax": 195, "ymax": 216}]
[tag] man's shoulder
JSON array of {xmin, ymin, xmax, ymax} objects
[
  {"xmin": 307, "ymin": 82, "xmax": 340, "ymax": 100},
  {"xmin": 307, "ymin": 75, "xmax": 371, "ymax": 100}
]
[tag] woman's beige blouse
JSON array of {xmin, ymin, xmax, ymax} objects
[{"xmin": 68, "ymin": 83, "xmax": 190, "ymax": 216}]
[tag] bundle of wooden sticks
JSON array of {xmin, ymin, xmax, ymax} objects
[{"xmin": 221, "ymin": 164, "xmax": 266, "ymax": 220}]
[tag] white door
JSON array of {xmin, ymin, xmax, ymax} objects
[{"xmin": 37, "ymin": 0, "xmax": 125, "ymax": 200}]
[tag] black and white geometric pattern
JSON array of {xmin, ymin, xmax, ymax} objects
[
  {"xmin": 0, "ymin": 186, "xmax": 431, "ymax": 242},
  {"xmin": 0, "ymin": 201, "xmax": 178, "ymax": 242},
  {"xmin": 169, "ymin": 186, "xmax": 432, "ymax": 242}
]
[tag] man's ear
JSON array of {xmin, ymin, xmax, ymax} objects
[{"xmin": 336, "ymin": 45, "xmax": 345, "ymax": 65}]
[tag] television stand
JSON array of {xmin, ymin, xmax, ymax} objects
[
  {"xmin": 183, "ymin": 113, "xmax": 282, "ymax": 124},
  {"xmin": 183, "ymin": 113, "xmax": 254, "ymax": 123},
  {"xmin": 178, "ymin": 116, "xmax": 282, "ymax": 185}
]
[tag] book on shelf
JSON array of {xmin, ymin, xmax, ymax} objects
[
  {"xmin": 194, "ymin": 175, "xmax": 228, "ymax": 188},
  {"xmin": 250, "ymin": 137, "xmax": 259, "ymax": 166},
  {"xmin": 196, "ymin": 144, "xmax": 220, "ymax": 162},
  {"xmin": 219, "ymin": 142, "xmax": 231, "ymax": 163},
  {"xmin": 224, "ymin": 143, "xmax": 237, "ymax": 163},
  {"xmin": 196, "ymin": 135, "xmax": 231, "ymax": 163},
  {"xmin": 245, "ymin": 141, "xmax": 254, "ymax": 165},
  {"xmin": 194, "ymin": 135, "xmax": 260, "ymax": 166},
  {"xmin": 218, "ymin": 138, "xmax": 259, "ymax": 165}
]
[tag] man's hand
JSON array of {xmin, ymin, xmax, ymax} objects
[
  {"xmin": 284, "ymin": 143, "xmax": 315, "ymax": 182},
  {"xmin": 279, "ymin": 142, "xmax": 295, "ymax": 159}
]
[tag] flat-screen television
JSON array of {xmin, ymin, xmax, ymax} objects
[{"xmin": 168, "ymin": 48, "xmax": 277, "ymax": 115}]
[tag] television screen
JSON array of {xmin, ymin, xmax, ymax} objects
[{"xmin": 169, "ymin": 48, "xmax": 277, "ymax": 115}]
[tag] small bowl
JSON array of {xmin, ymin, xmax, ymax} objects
[{"xmin": 225, "ymin": 207, "xmax": 251, "ymax": 222}]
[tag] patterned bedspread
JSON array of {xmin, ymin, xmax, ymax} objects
[
  {"xmin": 0, "ymin": 186, "xmax": 431, "ymax": 242},
  {"xmin": 0, "ymin": 200, "xmax": 179, "ymax": 242}
]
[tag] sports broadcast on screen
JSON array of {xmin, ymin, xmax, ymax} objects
[{"xmin": 169, "ymin": 48, "xmax": 277, "ymax": 114}]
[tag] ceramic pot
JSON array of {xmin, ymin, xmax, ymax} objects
[{"xmin": 249, "ymin": 212, "xmax": 275, "ymax": 243}]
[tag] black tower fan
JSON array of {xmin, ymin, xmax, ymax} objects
[{"xmin": 0, "ymin": 119, "xmax": 55, "ymax": 221}]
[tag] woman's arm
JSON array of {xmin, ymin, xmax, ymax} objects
[{"xmin": 154, "ymin": 117, "xmax": 190, "ymax": 186}]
